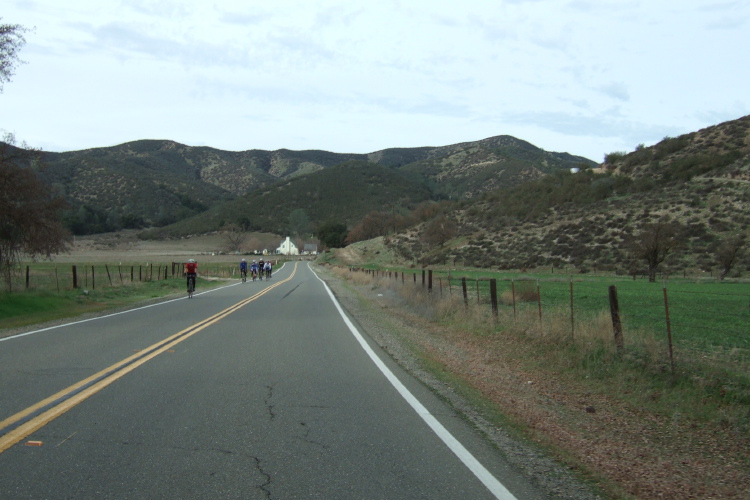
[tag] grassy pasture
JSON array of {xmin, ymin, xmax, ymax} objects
[{"xmin": 373, "ymin": 267, "xmax": 750, "ymax": 354}]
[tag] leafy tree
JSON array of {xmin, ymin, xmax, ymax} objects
[
  {"xmin": 0, "ymin": 19, "xmax": 30, "ymax": 92},
  {"xmin": 604, "ymin": 151, "xmax": 626, "ymax": 164},
  {"xmin": 422, "ymin": 215, "xmax": 457, "ymax": 248},
  {"xmin": 714, "ymin": 234, "xmax": 745, "ymax": 280},
  {"xmin": 0, "ymin": 136, "xmax": 70, "ymax": 291},
  {"xmin": 316, "ymin": 221, "xmax": 348, "ymax": 250},
  {"xmin": 627, "ymin": 221, "xmax": 680, "ymax": 282}
]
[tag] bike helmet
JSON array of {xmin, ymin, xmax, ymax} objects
[
  {"xmin": 188, "ymin": 259, "xmax": 195, "ymax": 263},
  {"xmin": 242, "ymin": 258, "xmax": 246, "ymax": 262}
]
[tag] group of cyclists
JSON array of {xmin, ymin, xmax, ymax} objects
[
  {"xmin": 184, "ymin": 257, "xmax": 274, "ymax": 297},
  {"xmin": 239, "ymin": 258, "xmax": 272, "ymax": 282}
]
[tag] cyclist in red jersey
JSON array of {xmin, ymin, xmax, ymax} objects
[{"xmin": 185, "ymin": 259, "xmax": 198, "ymax": 292}]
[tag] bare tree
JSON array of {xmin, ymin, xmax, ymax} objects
[
  {"xmin": 0, "ymin": 136, "xmax": 70, "ymax": 291},
  {"xmin": 345, "ymin": 211, "xmax": 390, "ymax": 244},
  {"xmin": 714, "ymin": 234, "xmax": 746, "ymax": 280},
  {"xmin": 222, "ymin": 224, "xmax": 247, "ymax": 253},
  {"xmin": 1, "ymin": 19, "xmax": 31, "ymax": 92},
  {"xmin": 627, "ymin": 221, "xmax": 680, "ymax": 282}
]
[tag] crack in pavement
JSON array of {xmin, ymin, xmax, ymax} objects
[
  {"xmin": 254, "ymin": 456, "xmax": 273, "ymax": 499},
  {"xmin": 265, "ymin": 385, "xmax": 276, "ymax": 421},
  {"xmin": 297, "ymin": 421, "xmax": 329, "ymax": 450}
]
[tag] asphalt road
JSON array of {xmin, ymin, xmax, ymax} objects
[{"xmin": 0, "ymin": 262, "xmax": 547, "ymax": 499}]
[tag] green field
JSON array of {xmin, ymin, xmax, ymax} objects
[{"xmin": 363, "ymin": 267, "xmax": 750, "ymax": 354}]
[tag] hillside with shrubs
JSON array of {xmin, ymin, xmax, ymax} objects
[{"xmin": 381, "ymin": 115, "xmax": 750, "ymax": 277}]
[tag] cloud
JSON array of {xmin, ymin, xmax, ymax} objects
[
  {"xmin": 502, "ymin": 110, "xmax": 675, "ymax": 144},
  {"xmin": 597, "ymin": 82, "xmax": 630, "ymax": 102}
]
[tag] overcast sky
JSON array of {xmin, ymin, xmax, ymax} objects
[{"xmin": 2, "ymin": 1, "xmax": 748, "ymax": 162}]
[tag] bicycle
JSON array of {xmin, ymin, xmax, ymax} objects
[
  {"xmin": 251, "ymin": 269, "xmax": 257, "ymax": 281},
  {"xmin": 187, "ymin": 274, "xmax": 196, "ymax": 298},
  {"xmin": 241, "ymin": 269, "xmax": 247, "ymax": 283}
]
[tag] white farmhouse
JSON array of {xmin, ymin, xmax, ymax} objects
[{"xmin": 276, "ymin": 236, "xmax": 299, "ymax": 255}]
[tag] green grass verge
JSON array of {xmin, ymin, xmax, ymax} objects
[{"xmin": 0, "ymin": 277, "xmax": 223, "ymax": 331}]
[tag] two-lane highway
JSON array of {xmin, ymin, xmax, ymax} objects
[{"xmin": 0, "ymin": 262, "xmax": 545, "ymax": 499}]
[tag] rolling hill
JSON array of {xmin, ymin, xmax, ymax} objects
[
  {"xmin": 30, "ymin": 134, "xmax": 593, "ymax": 235},
  {"xmin": 141, "ymin": 161, "xmax": 434, "ymax": 238}
]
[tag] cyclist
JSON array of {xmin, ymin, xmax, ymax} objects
[
  {"xmin": 185, "ymin": 259, "xmax": 198, "ymax": 293},
  {"xmin": 250, "ymin": 260, "xmax": 259, "ymax": 281},
  {"xmin": 258, "ymin": 258, "xmax": 265, "ymax": 280},
  {"xmin": 264, "ymin": 260, "xmax": 272, "ymax": 279},
  {"xmin": 239, "ymin": 258, "xmax": 248, "ymax": 282}
]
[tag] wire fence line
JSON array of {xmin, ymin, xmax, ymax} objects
[
  {"xmin": 351, "ymin": 267, "xmax": 750, "ymax": 360},
  {"xmin": 13, "ymin": 262, "xmax": 239, "ymax": 292},
  {"xmin": 12, "ymin": 257, "xmax": 298, "ymax": 292}
]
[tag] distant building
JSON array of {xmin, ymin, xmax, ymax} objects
[
  {"xmin": 303, "ymin": 243, "xmax": 318, "ymax": 255},
  {"xmin": 276, "ymin": 236, "xmax": 299, "ymax": 255}
]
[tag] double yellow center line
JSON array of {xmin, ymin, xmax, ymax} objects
[{"xmin": 0, "ymin": 263, "xmax": 297, "ymax": 454}]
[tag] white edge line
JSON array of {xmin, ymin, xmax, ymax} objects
[
  {"xmin": 309, "ymin": 263, "xmax": 516, "ymax": 500},
  {"xmin": 0, "ymin": 283, "xmax": 236, "ymax": 342}
]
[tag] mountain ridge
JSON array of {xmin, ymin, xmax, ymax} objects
[{"xmin": 30, "ymin": 133, "xmax": 594, "ymax": 234}]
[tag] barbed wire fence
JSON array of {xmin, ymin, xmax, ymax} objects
[{"xmin": 350, "ymin": 267, "xmax": 750, "ymax": 372}]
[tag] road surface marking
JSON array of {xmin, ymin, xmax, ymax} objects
[
  {"xmin": 0, "ymin": 264, "xmax": 297, "ymax": 454},
  {"xmin": 310, "ymin": 263, "xmax": 517, "ymax": 500}
]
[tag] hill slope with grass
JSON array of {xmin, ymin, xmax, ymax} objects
[
  {"xmin": 26, "ymin": 134, "xmax": 593, "ymax": 235},
  {"xmin": 142, "ymin": 161, "xmax": 434, "ymax": 238},
  {"xmin": 384, "ymin": 114, "xmax": 750, "ymax": 276},
  {"xmin": 400, "ymin": 134, "xmax": 596, "ymax": 199}
]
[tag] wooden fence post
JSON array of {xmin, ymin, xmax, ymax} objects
[
  {"xmin": 490, "ymin": 279, "xmax": 498, "ymax": 321},
  {"xmin": 569, "ymin": 278, "xmax": 575, "ymax": 338},
  {"xmin": 422, "ymin": 270, "xmax": 425, "ymax": 288},
  {"xmin": 663, "ymin": 280, "xmax": 675, "ymax": 374},
  {"xmin": 428, "ymin": 270, "xmax": 433, "ymax": 293},
  {"xmin": 462, "ymin": 277, "xmax": 468, "ymax": 310},
  {"xmin": 105, "ymin": 264, "xmax": 113, "ymax": 286},
  {"xmin": 537, "ymin": 280, "xmax": 542, "ymax": 325},
  {"xmin": 608, "ymin": 285, "xmax": 624, "ymax": 353},
  {"xmin": 92, "ymin": 266, "xmax": 95, "ymax": 289},
  {"xmin": 25, "ymin": 266, "xmax": 30, "ymax": 289},
  {"xmin": 72, "ymin": 265, "xmax": 78, "ymax": 289}
]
